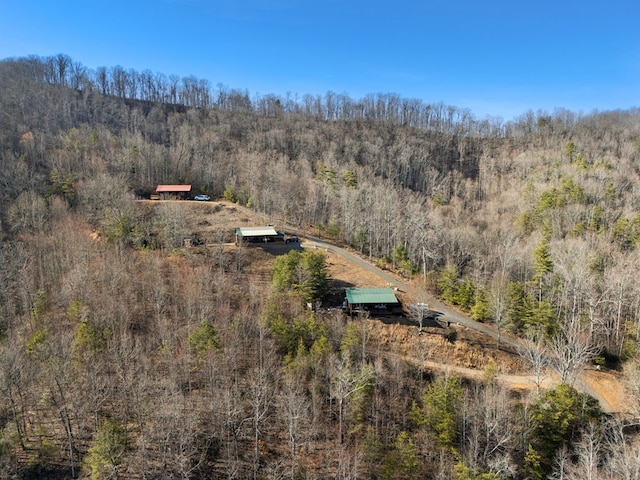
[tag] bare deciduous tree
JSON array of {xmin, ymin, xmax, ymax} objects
[
  {"xmin": 518, "ymin": 332, "xmax": 549, "ymax": 394},
  {"xmin": 330, "ymin": 356, "xmax": 375, "ymax": 445},
  {"xmin": 278, "ymin": 375, "xmax": 310, "ymax": 480},
  {"xmin": 549, "ymin": 319, "xmax": 597, "ymax": 386}
]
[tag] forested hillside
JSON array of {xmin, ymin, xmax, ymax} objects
[{"xmin": 1, "ymin": 54, "xmax": 640, "ymax": 479}]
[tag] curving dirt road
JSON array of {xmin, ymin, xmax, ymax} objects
[
  {"xmin": 295, "ymin": 232, "xmax": 627, "ymax": 414},
  {"xmin": 299, "ymin": 233, "xmax": 517, "ymax": 347}
]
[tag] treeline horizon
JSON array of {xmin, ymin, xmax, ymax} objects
[{"xmin": 6, "ymin": 53, "xmax": 636, "ymax": 138}]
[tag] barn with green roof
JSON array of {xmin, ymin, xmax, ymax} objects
[{"xmin": 343, "ymin": 287, "xmax": 402, "ymax": 316}]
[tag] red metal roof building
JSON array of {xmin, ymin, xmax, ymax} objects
[{"xmin": 154, "ymin": 184, "xmax": 192, "ymax": 200}]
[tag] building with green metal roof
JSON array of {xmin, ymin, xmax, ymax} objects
[{"xmin": 343, "ymin": 287, "xmax": 402, "ymax": 316}]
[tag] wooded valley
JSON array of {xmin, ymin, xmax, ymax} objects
[{"xmin": 1, "ymin": 54, "xmax": 640, "ymax": 479}]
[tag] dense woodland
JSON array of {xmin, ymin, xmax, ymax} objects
[{"xmin": 2, "ymin": 54, "xmax": 640, "ymax": 479}]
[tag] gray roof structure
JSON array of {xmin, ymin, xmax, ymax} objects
[{"xmin": 235, "ymin": 226, "xmax": 279, "ymax": 238}]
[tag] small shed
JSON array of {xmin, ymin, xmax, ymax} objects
[
  {"xmin": 235, "ymin": 226, "xmax": 285, "ymax": 245},
  {"xmin": 343, "ymin": 288, "xmax": 402, "ymax": 316},
  {"xmin": 155, "ymin": 185, "xmax": 192, "ymax": 200}
]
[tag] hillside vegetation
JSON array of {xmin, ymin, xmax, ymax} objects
[{"xmin": 1, "ymin": 54, "xmax": 640, "ymax": 479}]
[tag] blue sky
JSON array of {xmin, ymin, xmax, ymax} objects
[{"xmin": 2, "ymin": 0, "xmax": 638, "ymax": 120}]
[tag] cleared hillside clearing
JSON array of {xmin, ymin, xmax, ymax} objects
[{"xmin": 140, "ymin": 199, "xmax": 630, "ymax": 414}]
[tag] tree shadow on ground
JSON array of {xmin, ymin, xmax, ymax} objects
[
  {"xmin": 326, "ymin": 279, "xmax": 356, "ymax": 307},
  {"xmin": 256, "ymin": 242, "xmax": 303, "ymax": 256}
]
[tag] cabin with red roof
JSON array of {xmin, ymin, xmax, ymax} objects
[{"xmin": 154, "ymin": 184, "xmax": 192, "ymax": 200}]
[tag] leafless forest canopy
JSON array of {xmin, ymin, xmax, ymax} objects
[{"xmin": 2, "ymin": 54, "xmax": 640, "ymax": 479}]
